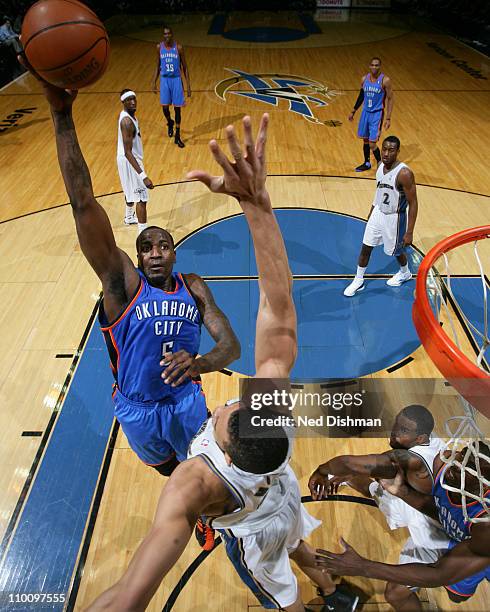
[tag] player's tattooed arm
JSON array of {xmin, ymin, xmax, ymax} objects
[
  {"xmin": 25, "ymin": 61, "xmax": 140, "ymax": 319},
  {"xmin": 308, "ymin": 453, "xmax": 397, "ymax": 500},
  {"xmin": 160, "ymin": 274, "xmax": 240, "ymax": 386},
  {"xmin": 320, "ymin": 453, "xmax": 397, "ymax": 478},
  {"xmin": 398, "ymin": 168, "xmax": 418, "ymax": 246},
  {"xmin": 186, "ymin": 273, "xmax": 240, "ymax": 372}
]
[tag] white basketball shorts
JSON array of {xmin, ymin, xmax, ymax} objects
[
  {"xmin": 117, "ymin": 155, "xmax": 149, "ymax": 204},
  {"xmin": 220, "ymin": 481, "xmax": 321, "ymax": 609},
  {"xmin": 363, "ymin": 206, "xmax": 407, "ymax": 257}
]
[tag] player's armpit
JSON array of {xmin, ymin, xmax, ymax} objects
[{"xmin": 99, "ymin": 249, "xmax": 140, "ymax": 323}]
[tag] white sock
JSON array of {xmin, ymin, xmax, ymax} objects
[
  {"xmin": 356, "ymin": 266, "xmax": 367, "ymax": 279},
  {"xmin": 400, "ymin": 264, "xmax": 409, "ymax": 274},
  {"xmin": 125, "ymin": 204, "xmax": 134, "ymax": 218},
  {"xmin": 138, "ymin": 223, "xmax": 148, "ymax": 235}
]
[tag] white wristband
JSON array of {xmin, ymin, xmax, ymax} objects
[{"xmin": 138, "ymin": 171, "xmax": 147, "ymax": 180}]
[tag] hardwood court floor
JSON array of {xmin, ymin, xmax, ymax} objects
[{"xmin": 0, "ymin": 9, "xmax": 489, "ymax": 612}]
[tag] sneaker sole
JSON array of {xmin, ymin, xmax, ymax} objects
[
  {"xmin": 386, "ymin": 275, "xmax": 412, "ymax": 287},
  {"xmin": 344, "ymin": 283, "xmax": 365, "ymax": 297}
]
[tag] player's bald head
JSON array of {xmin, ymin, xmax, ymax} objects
[
  {"xmin": 136, "ymin": 226, "xmax": 175, "ymax": 253},
  {"xmin": 400, "ymin": 404, "xmax": 434, "ymax": 436}
]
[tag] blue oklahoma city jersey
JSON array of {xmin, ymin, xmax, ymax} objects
[
  {"xmin": 433, "ymin": 464, "xmax": 490, "ymax": 542},
  {"xmin": 160, "ymin": 42, "xmax": 180, "ymax": 77},
  {"xmin": 100, "ymin": 271, "xmax": 201, "ymax": 403},
  {"xmin": 363, "ymin": 73, "xmax": 385, "ymax": 112}
]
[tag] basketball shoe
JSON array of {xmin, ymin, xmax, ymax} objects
[
  {"xmin": 175, "ymin": 129, "xmax": 185, "ymax": 148},
  {"xmin": 195, "ymin": 517, "xmax": 216, "ymax": 551},
  {"xmin": 386, "ymin": 270, "xmax": 412, "ymax": 286},
  {"xmin": 355, "ymin": 161, "xmax": 371, "ymax": 172},
  {"xmin": 343, "ymin": 277, "xmax": 365, "ymax": 297},
  {"xmin": 318, "ymin": 586, "xmax": 359, "ymax": 612},
  {"xmin": 124, "ymin": 212, "xmax": 137, "ymax": 225}
]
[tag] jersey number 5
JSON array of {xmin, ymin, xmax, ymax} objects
[{"xmin": 162, "ymin": 341, "xmax": 174, "ymax": 357}]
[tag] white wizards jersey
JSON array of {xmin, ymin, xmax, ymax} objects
[
  {"xmin": 374, "ymin": 435, "xmax": 449, "ymax": 549},
  {"xmin": 408, "ymin": 435, "xmax": 446, "ymax": 481},
  {"xmin": 117, "ymin": 110, "xmax": 143, "ymax": 161},
  {"xmin": 374, "ymin": 162, "xmax": 408, "ymax": 215},
  {"xmin": 187, "ymin": 417, "xmax": 297, "ymax": 536}
]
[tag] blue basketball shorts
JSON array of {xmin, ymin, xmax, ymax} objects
[
  {"xmin": 357, "ymin": 108, "xmax": 384, "ymax": 142},
  {"xmin": 160, "ymin": 75, "xmax": 185, "ymax": 106},
  {"xmin": 444, "ymin": 539, "xmax": 490, "ymax": 598},
  {"xmin": 113, "ymin": 382, "xmax": 208, "ymax": 465}
]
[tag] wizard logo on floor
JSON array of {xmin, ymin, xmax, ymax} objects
[{"xmin": 215, "ymin": 69, "xmax": 342, "ymax": 126}]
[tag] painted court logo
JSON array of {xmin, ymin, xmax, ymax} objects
[{"xmin": 215, "ymin": 69, "xmax": 342, "ymax": 126}]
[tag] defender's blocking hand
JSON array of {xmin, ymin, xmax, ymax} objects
[{"xmin": 187, "ymin": 114, "xmax": 269, "ymax": 205}]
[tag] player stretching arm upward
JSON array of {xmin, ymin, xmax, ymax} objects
[
  {"xmin": 29, "ymin": 65, "xmax": 240, "ymax": 482},
  {"xmin": 84, "ymin": 115, "xmax": 358, "ymax": 612}
]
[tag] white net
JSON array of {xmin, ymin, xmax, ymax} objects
[
  {"xmin": 426, "ymin": 237, "xmax": 490, "ymax": 522},
  {"xmin": 442, "ymin": 414, "xmax": 490, "ymax": 523}
]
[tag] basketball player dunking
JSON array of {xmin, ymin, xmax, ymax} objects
[
  {"xmin": 117, "ymin": 89, "xmax": 154, "ymax": 233},
  {"xmin": 30, "ymin": 65, "xmax": 240, "ymax": 494},
  {"xmin": 316, "ymin": 442, "xmax": 490, "ymax": 607},
  {"xmin": 343, "ymin": 135, "xmax": 418, "ymax": 296},
  {"xmin": 152, "ymin": 25, "xmax": 190, "ymax": 148},
  {"xmin": 85, "ymin": 115, "xmax": 358, "ymax": 612},
  {"xmin": 349, "ymin": 57, "xmax": 394, "ymax": 172}
]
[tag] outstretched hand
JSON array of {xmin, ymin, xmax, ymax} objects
[
  {"xmin": 309, "ymin": 469, "xmax": 346, "ymax": 499},
  {"xmin": 315, "ymin": 538, "xmax": 366, "ymax": 576},
  {"xmin": 187, "ymin": 114, "xmax": 268, "ymax": 205},
  {"xmin": 18, "ymin": 53, "xmax": 77, "ymax": 112}
]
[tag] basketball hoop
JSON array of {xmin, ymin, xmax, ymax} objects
[
  {"xmin": 413, "ymin": 225, "xmax": 490, "ymax": 522},
  {"xmin": 413, "ymin": 225, "xmax": 490, "ymax": 418}
]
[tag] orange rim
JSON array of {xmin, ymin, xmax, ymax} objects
[{"xmin": 412, "ymin": 225, "xmax": 490, "ymax": 418}]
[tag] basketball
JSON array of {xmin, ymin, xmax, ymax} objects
[{"xmin": 21, "ymin": 0, "xmax": 109, "ymax": 89}]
